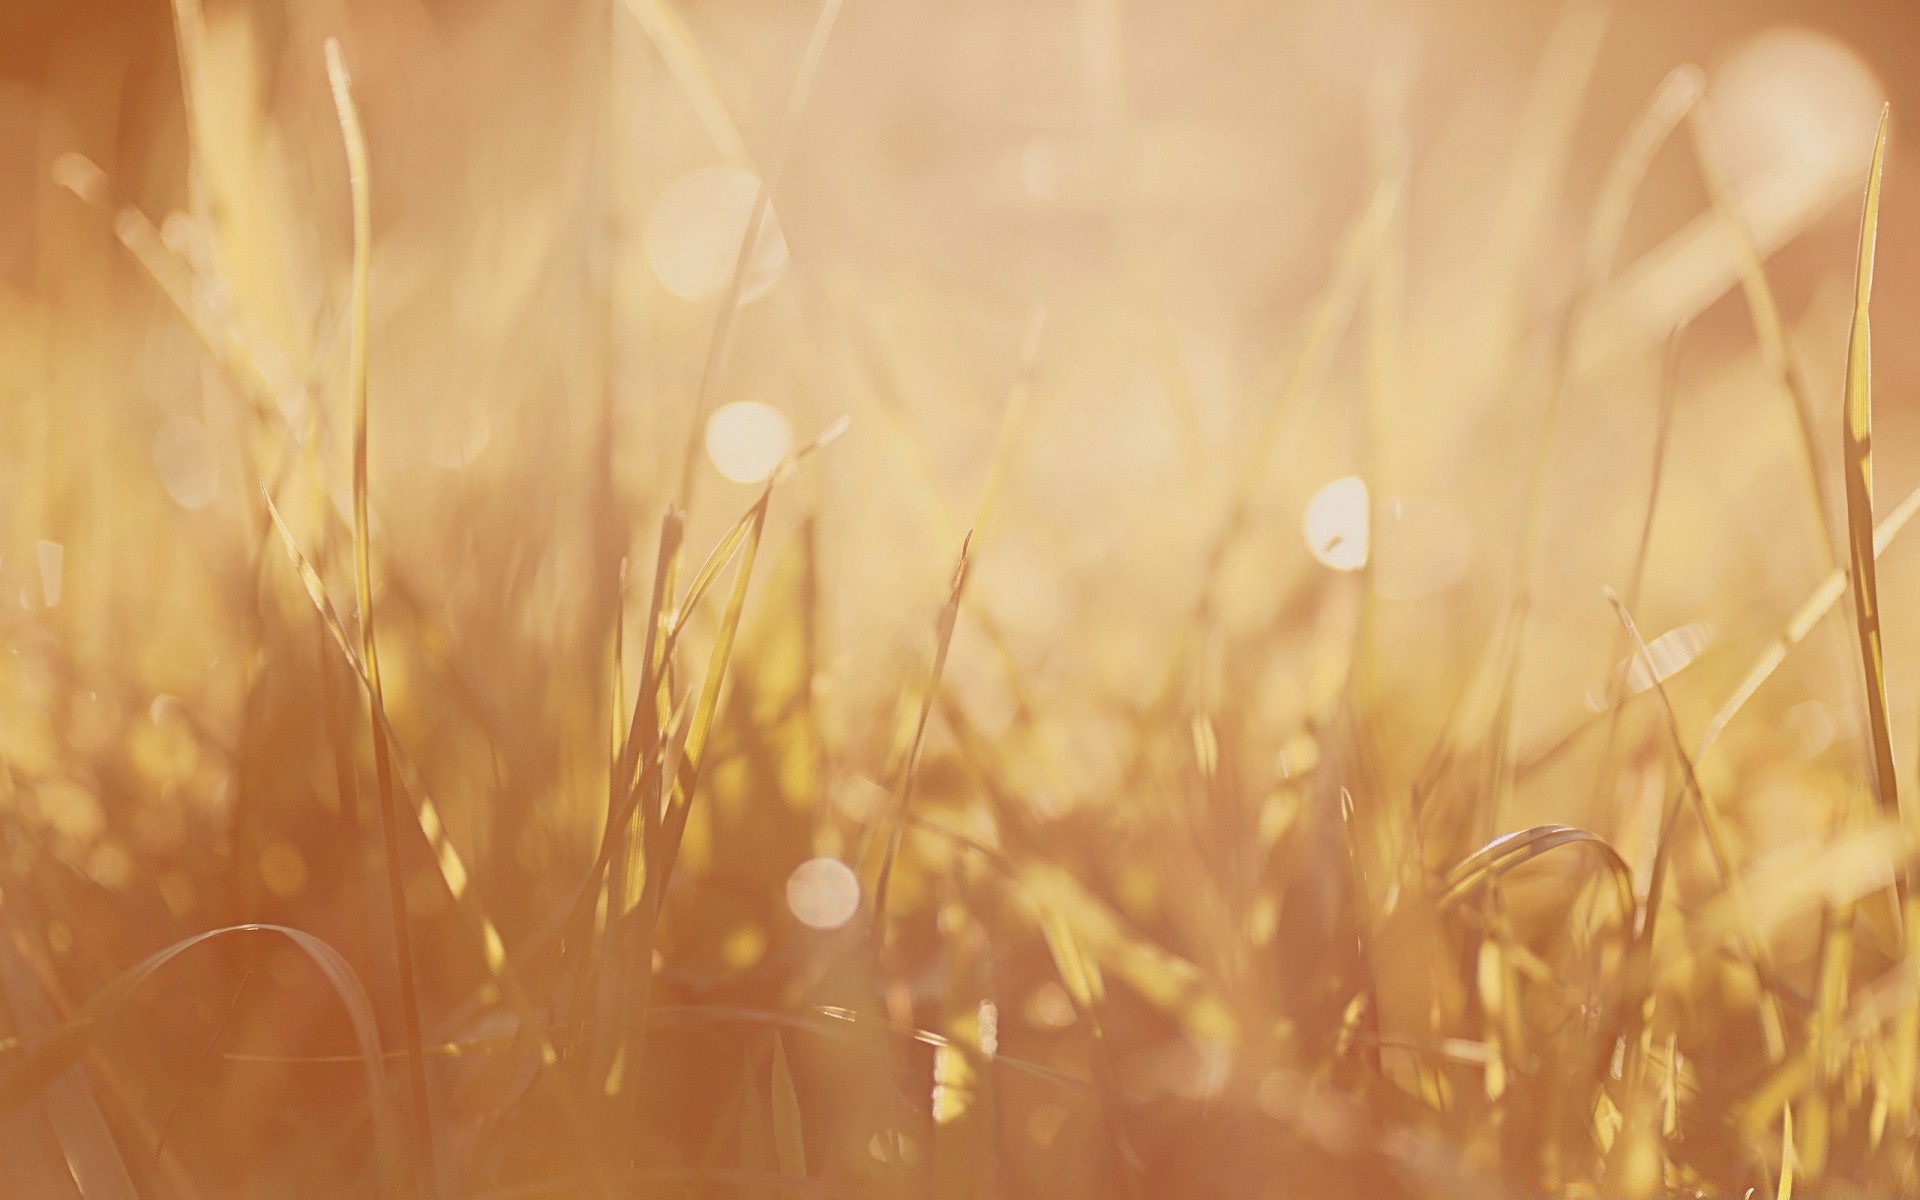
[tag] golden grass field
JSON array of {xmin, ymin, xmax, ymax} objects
[{"xmin": 7, "ymin": 0, "xmax": 1920, "ymax": 1196}]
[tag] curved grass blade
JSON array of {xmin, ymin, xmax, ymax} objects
[
  {"xmin": 1438, "ymin": 824, "xmax": 1634, "ymax": 919},
  {"xmin": 1583, "ymin": 66, "xmax": 1704, "ymax": 289},
  {"xmin": 1519, "ymin": 59, "xmax": 1699, "ymax": 585},
  {"xmin": 1687, "ymin": 99, "xmax": 1838, "ymax": 559},
  {"xmin": 0, "ymin": 925, "xmax": 403, "ymax": 1195}
]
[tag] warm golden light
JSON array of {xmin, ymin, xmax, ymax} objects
[
  {"xmin": 12, "ymin": 3, "xmax": 1920, "ymax": 1195},
  {"xmin": 1585, "ymin": 620, "xmax": 1715, "ymax": 711},
  {"xmin": 1704, "ymin": 27, "xmax": 1884, "ymax": 185},
  {"xmin": 36, "ymin": 539, "xmax": 64, "ymax": 608},
  {"xmin": 1301, "ymin": 476, "xmax": 1370, "ymax": 572},
  {"xmin": 785, "ymin": 857, "xmax": 860, "ymax": 930},
  {"xmin": 644, "ymin": 167, "xmax": 790, "ymax": 303},
  {"xmin": 152, "ymin": 416, "xmax": 219, "ymax": 510},
  {"xmin": 704, "ymin": 400, "xmax": 793, "ymax": 484}
]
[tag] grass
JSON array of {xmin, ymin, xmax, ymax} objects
[{"xmin": 3, "ymin": 2, "xmax": 1920, "ymax": 1198}]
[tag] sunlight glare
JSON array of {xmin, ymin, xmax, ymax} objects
[
  {"xmin": 1704, "ymin": 28, "xmax": 1883, "ymax": 187},
  {"xmin": 152, "ymin": 417, "xmax": 219, "ymax": 510},
  {"xmin": 644, "ymin": 167, "xmax": 790, "ymax": 303},
  {"xmin": 786, "ymin": 856, "xmax": 860, "ymax": 930},
  {"xmin": 1303, "ymin": 476, "xmax": 1370, "ymax": 571},
  {"xmin": 1584, "ymin": 620, "xmax": 1715, "ymax": 711},
  {"xmin": 705, "ymin": 401, "xmax": 793, "ymax": 484}
]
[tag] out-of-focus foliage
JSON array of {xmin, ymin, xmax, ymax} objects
[{"xmin": 3, "ymin": 0, "xmax": 1920, "ymax": 1196}]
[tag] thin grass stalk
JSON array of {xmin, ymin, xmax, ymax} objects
[
  {"xmin": 673, "ymin": 0, "xmax": 847, "ymax": 513},
  {"xmin": 870, "ymin": 533, "xmax": 973, "ymax": 942},
  {"xmin": 325, "ymin": 41, "xmax": 439, "ymax": 1196},
  {"xmin": 1606, "ymin": 590, "xmax": 1787, "ymax": 1061},
  {"xmin": 1591, "ymin": 323, "xmax": 1686, "ymax": 814},
  {"xmin": 1485, "ymin": 65, "xmax": 1701, "ymax": 836}
]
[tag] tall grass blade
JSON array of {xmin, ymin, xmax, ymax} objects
[
  {"xmin": 326, "ymin": 41, "xmax": 437, "ymax": 1193},
  {"xmin": 1607, "ymin": 588, "xmax": 1788, "ymax": 1060},
  {"xmin": 1841, "ymin": 107, "xmax": 1896, "ymax": 821},
  {"xmin": 869, "ymin": 533, "xmax": 972, "ymax": 942},
  {"xmin": 1836, "ymin": 103, "xmax": 1920, "ymax": 1151},
  {"xmin": 674, "ymin": 0, "xmax": 848, "ymax": 511}
]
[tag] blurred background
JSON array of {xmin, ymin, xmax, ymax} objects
[{"xmin": 3, "ymin": 0, "xmax": 1920, "ymax": 1196}]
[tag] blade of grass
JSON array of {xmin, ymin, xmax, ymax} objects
[
  {"xmin": 280, "ymin": 691, "xmax": 639, "ymax": 1192},
  {"xmin": 1412, "ymin": 66, "xmax": 1698, "ymax": 844},
  {"xmin": 769, "ymin": 1034, "xmax": 806, "ymax": 1192},
  {"xmin": 536, "ymin": 437, "xmax": 837, "ymax": 1038},
  {"xmin": 263, "ymin": 491, "xmax": 616, "ymax": 1182},
  {"xmin": 1607, "ymin": 588, "xmax": 1788, "ymax": 1060},
  {"xmin": 600, "ymin": 450, "xmax": 834, "ymax": 1118},
  {"xmin": 150, "ymin": 971, "xmax": 252, "ymax": 1166},
  {"xmin": 622, "ymin": 0, "xmax": 754, "ymax": 168},
  {"xmin": 1676, "ymin": 821, "xmax": 1918, "ymax": 984},
  {"xmin": 1836, "ymin": 105, "xmax": 1918, "ymax": 1144},
  {"xmin": 1689, "ymin": 102, "xmax": 1877, "ymax": 1142},
  {"xmin": 869, "ymin": 532, "xmax": 972, "ymax": 942},
  {"xmin": 673, "ymin": 0, "xmax": 847, "ymax": 512},
  {"xmin": 657, "ymin": 498, "xmax": 768, "ymax": 873},
  {"xmin": 670, "ymin": 417, "xmax": 846, "ymax": 645},
  {"xmin": 1842, "ymin": 107, "xmax": 1896, "ymax": 824},
  {"xmin": 1590, "ymin": 322, "xmax": 1687, "ymax": 815},
  {"xmin": 325, "ymin": 41, "xmax": 438, "ymax": 1197},
  {"xmin": 1686, "ymin": 99, "xmax": 1839, "ymax": 561},
  {"xmin": 585, "ymin": 511, "xmax": 681, "ymax": 1091},
  {"xmin": 0, "ymin": 925, "xmax": 137, "ymax": 1200},
  {"xmin": 52, "ymin": 155, "xmax": 308, "ymax": 435},
  {"xmin": 0, "ymin": 924, "xmax": 403, "ymax": 1196},
  {"xmin": 1437, "ymin": 824, "xmax": 1635, "ymax": 919},
  {"xmin": 1583, "ymin": 66, "xmax": 1704, "ymax": 288},
  {"xmin": 1696, "ymin": 478, "xmax": 1920, "ymax": 760},
  {"xmin": 1485, "ymin": 65, "xmax": 1703, "ymax": 838}
]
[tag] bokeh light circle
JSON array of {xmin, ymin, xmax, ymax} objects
[
  {"xmin": 644, "ymin": 166, "xmax": 790, "ymax": 303},
  {"xmin": 785, "ymin": 857, "xmax": 860, "ymax": 930},
  {"xmin": 705, "ymin": 401, "xmax": 793, "ymax": 484},
  {"xmin": 1303, "ymin": 476, "xmax": 1370, "ymax": 571}
]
